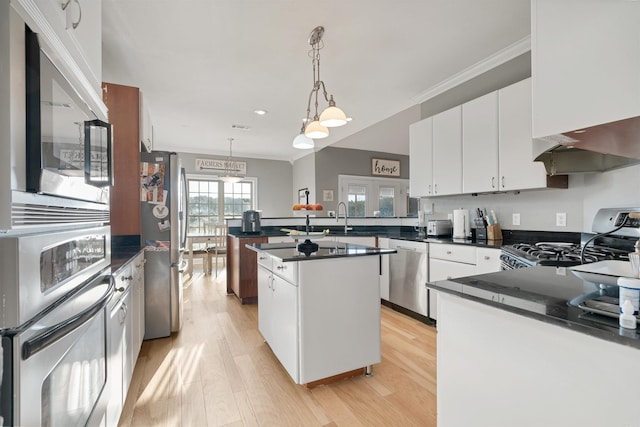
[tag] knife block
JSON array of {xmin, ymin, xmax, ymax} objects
[{"xmin": 487, "ymin": 224, "xmax": 502, "ymax": 241}]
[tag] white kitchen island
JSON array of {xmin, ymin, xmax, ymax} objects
[
  {"xmin": 248, "ymin": 241, "xmax": 395, "ymax": 386},
  {"xmin": 433, "ymin": 267, "xmax": 640, "ymax": 427}
]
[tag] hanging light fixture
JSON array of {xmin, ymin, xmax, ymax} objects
[
  {"xmin": 292, "ymin": 26, "xmax": 348, "ymax": 148},
  {"xmin": 221, "ymin": 138, "xmax": 242, "ymax": 183},
  {"xmin": 292, "ymin": 121, "xmax": 315, "ymax": 149}
]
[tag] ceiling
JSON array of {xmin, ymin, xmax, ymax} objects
[{"xmin": 102, "ymin": 0, "xmax": 531, "ymax": 163}]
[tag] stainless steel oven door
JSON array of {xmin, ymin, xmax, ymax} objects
[{"xmin": 14, "ymin": 272, "xmax": 113, "ymax": 427}]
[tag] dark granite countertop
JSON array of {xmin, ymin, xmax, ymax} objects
[
  {"xmin": 111, "ymin": 246, "xmax": 143, "ymax": 273},
  {"xmin": 229, "ymin": 225, "xmax": 580, "ymax": 251},
  {"xmin": 246, "ymin": 242, "xmax": 396, "ymax": 261},
  {"xmin": 429, "ymin": 266, "xmax": 640, "ymax": 349}
]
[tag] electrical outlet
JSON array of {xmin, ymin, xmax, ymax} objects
[
  {"xmin": 556, "ymin": 212, "xmax": 567, "ymax": 227},
  {"xmin": 512, "ymin": 213, "xmax": 521, "ymax": 226}
]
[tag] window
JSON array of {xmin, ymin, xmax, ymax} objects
[
  {"xmin": 347, "ymin": 184, "xmax": 367, "ymax": 217},
  {"xmin": 338, "ymin": 175, "xmax": 409, "ymax": 217},
  {"xmin": 187, "ymin": 177, "xmax": 255, "ymax": 235},
  {"xmin": 378, "ymin": 187, "xmax": 395, "ymax": 217}
]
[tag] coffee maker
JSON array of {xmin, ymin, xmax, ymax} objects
[{"xmin": 241, "ymin": 210, "xmax": 261, "ymax": 234}]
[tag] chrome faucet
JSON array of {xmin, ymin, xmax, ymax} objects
[{"xmin": 337, "ymin": 201, "xmax": 349, "ymax": 234}]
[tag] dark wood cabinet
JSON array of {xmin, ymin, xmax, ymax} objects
[
  {"xmin": 227, "ymin": 235, "xmax": 267, "ymax": 304},
  {"xmin": 103, "ymin": 82, "xmax": 141, "ymax": 237}
]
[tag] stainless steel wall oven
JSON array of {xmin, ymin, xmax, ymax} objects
[{"xmin": 0, "ymin": 226, "xmax": 112, "ymax": 426}]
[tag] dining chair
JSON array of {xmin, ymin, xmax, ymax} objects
[{"xmin": 207, "ymin": 223, "xmax": 228, "ymax": 277}]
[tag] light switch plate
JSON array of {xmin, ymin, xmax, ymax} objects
[{"xmin": 512, "ymin": 213, "xmax": 521, "ymax": 226}]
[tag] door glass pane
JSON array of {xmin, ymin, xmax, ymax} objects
[
  {"xmin": 347, "ymin": 185, "xmax": 367, "ymax": 217},
  {"xmin": 187, "ymin": 179, "xmax": 218, "ymax": 235},
  {"xmin": 379, "ymin": 187, "xmax": 395, "ymax": 217}
]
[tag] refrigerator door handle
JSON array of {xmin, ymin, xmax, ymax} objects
[{"xmin": 172, "ymin": 259, "xmax": 188, "ymax": 273}]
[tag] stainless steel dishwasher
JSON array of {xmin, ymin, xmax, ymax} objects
[{"xmin": 388, "ymin": 239, "xmax": 428, "ymax": 317}]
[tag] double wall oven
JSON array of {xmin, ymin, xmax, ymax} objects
[{"xmin": 0, "ymin": 226, "xmax": 112, "ymax": 426}]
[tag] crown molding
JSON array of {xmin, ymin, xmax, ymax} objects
[{"xmin": 412, "ymin": 35, "xmax": 531, "ymax": 104}]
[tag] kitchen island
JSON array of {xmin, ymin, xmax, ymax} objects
[
  {"xmin": 430, "ymin": 266, "xmax": 640, "ymax": 427},
  {"xmin": 247, "ymin": 241, "xmax": 395, "ymax": 386}
]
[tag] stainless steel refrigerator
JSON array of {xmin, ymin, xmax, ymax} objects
[{"xmin": 140, "ymin": 151, "xmax": 187, "ymax": 339}]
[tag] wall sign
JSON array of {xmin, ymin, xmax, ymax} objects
[
  {"xmin": 195, "ymin": 158, "xmax": 247, "ymax": 175},
  {"xmin": 371, "ymin": 158, "xmax": 400, "ymax": 177}
]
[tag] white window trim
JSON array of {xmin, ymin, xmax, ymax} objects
[{"xmin": 186, "ymin": 173, "xmax": 259, "ymax": 217}]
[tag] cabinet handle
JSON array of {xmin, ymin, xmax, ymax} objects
[
  {"xmin": 501, "ymin": 176, "xmax": 505, "ymax": 188},
  {"xmin": 484, "ymin": 256, "xmax": 491, "ymax": 260},
  {"xmin": 491, "ymin": 177, "xmax": 495, "ymax": 189},
  {"xmin": 428, "ymin": 184, "xmax": 432, "ymax": 195},
  {"xmin": 115, "ymin": 286, "xmax": 125, "ymax": 293},
  {"xmin": 434, "ymin": 184, "xmax": 438, "ymax": 194},
  {"xmin": 259, "ymin": 256, "xmax": 266, "ymax": 260},
  {"xmin": 446, "ymin": 250, "xmax": 452, "ymax": 255},
  {"xmin": 276, "ymin": 265, "xmax": 287, "ymax": 270}
]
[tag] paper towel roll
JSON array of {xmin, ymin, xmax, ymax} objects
[{"xmin": 453, "ymin": 209, "xmax": 469, "ymax": 238}]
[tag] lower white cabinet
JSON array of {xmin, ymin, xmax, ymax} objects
[
  {"xmin": 107, "ymin": 252, "xmax": 145, "ymax": 426},
  {"xmin": 428, "ymin": 244, "xmax": 501, "ymax": 321},
  {"xmin": 257, "ymin": 253, "xmax": 381, "ymax": 384}
]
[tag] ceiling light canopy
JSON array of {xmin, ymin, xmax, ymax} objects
[
  {"xmin": 221, "ymin": 138, "xmax": 243, "ymax": 183},
  {"xmin": 293, "ymin": 26, "xmax": 348, "ymax": 149}
]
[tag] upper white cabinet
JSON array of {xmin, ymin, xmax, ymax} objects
[
  {"xmin": 432, "ymin": 106, "xmax": 462, "ymax": 196},
  {"xmin": 498, "ymin": 78, "xmax": 550, "ymax": 191},
  {"xmin": 462, "ymin": 92, "xmax": 499, "ymax": 194},
  {"xmin": 139, "ymin": 91, "xmax": 154, "ymax": 152},
  {"xmin": 409, "ymin": 117, "xmax": 433, "ymax": 197},
  {"xmin": 532, "ymin": 0, "xmax": 640, "ymax": 138}
]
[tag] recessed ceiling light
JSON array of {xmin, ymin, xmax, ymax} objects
[
  {"xmin": 232, "ymin": 124, "xmax": 251, "ymax": 130},
  {"xmin": 254, "ymin": 109, "xmax": 268, "ymax": 116}
]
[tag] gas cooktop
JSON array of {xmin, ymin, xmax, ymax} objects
[{"xmin": 501, "ymin": 242, "xmax": 630, "ymax": 269}]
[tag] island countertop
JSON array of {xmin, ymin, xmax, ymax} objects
[{"xmin": 246, "ymin": 241, "xmax": 396, "ymax": 262}]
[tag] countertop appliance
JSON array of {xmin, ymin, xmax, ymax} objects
[
  {"xmin": 388, "ymin": 239, "xmax": 429, "ymax": 319},
  {"xmin": 427, "ymin": 220, "xmax": 452, "ymax": 237},
  {"xmin": 140, "ymin": 151, "xmax": 187, "ymax": 339},
  {"xmin": 242, "ymin": 210, "xmax": 262, "ymax": 234}
]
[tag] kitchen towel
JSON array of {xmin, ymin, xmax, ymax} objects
[{"xmin": 453, "ymin": 209, "xmax": 469, "ymax": 238}]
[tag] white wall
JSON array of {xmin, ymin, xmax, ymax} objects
[
  {"xmin": 292, "ymin": 152, "xmax": 316, "ymax": 205},
  {"xmin": 422, "ymin": 165, "xmax": 640, "ymax": 233}
]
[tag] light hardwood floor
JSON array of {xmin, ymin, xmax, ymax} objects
[{"xmin": 119, "ymin": 265, "xmax": 437, "ymax": 427}]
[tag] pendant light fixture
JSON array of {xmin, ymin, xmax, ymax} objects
[
  {"xmin": 292, "ymin": 26, "xmax": 348, "ymax": 149},
  {"xmin": 221, "ymin": 138, "xmax": 242, "ymax": 183},
  {"xmin": 292, "ymin": 121, "xmax": 315, "ymax": 149}
]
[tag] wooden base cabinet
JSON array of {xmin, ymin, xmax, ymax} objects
[{"xmin": 227, "ymin": 235, "xmax": 267, "ymax": 303}]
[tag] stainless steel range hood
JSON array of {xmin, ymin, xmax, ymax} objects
[{"xmin": 533, "ymin": 116, "xmax": 640, "ymax": 174}]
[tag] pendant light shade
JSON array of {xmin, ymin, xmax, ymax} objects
[
  {"xmin": 293, "ymin": 132, "xmax": 314, "ymax": 149},
  {"xmin": 304, "ymin": 120, "xmax": 329, "ymax": 139},
  {"xmin": 319, "ymin": 105, "xmax": 347, "ymax": 127}
]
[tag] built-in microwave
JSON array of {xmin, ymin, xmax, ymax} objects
[{"xmin": 25, "ymin": 26, "xmax": 113, "ymax": 203}]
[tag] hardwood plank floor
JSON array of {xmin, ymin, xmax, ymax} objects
[{"xmin": 119, "ymin": 265, "xmax": 437, "ymax": 427}]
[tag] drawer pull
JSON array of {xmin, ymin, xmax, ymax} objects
[
  {"xmin": 276, "ymin": 265, "xmax": 287, "ymax": 270},
  {"xmin": 446, "ymin": 250, "xmax": 452, "ymax": 255},
  {"xmin": 484, "ymin": 256, "xmax": 490, "ymax": 260}
]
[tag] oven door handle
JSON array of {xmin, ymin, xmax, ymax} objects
[{"xmin": 21, "ymin": 275, "xmax": 115, "ymax": 360}]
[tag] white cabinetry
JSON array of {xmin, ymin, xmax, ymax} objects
[
  {"xmin": 432, "ymin": 106, "xmax": 462, "ymax": 196},
  {"xmin": 462, "ymin": 92, "xmax": 499, "ymax": 194},
  {"xmin": 532, "ymin": 0, "xmax": 640, "ymax": 138},
  {"xmin": 498, "ymin": 78, "xmax": 550, "ymax": 191},
  {"xmin": 139, "ymin": 91, "xmax": 153, "ymax": 152},
  {"xmin": 107, "ymin": 252, "xmax": 145, "ymax": 426},
  {"xmin": 130, "ymin": 252, "xmax": 145, "ymax": 363},
  {"xmin": 378, "ymin": 237, "xmax": 390, "ymax": 301},
  {"xmin": 409, "ymin": 117, "xmax": 433, "ymax": 197},
  {"xmin": 257, "ymin": 253, "xmax": 380, "ymax": 384},
  {"xmin": 428, "ymin": 244, "xmax": 501, "ymax": 321}
]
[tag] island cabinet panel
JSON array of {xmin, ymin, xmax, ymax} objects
[
  {"xmin": 227, "ymin": 235, "xmax": 267, "ymax": 303},
  {"xmin": 257, "ymin": 251, "xmax": 381, "ymax": 385}
]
